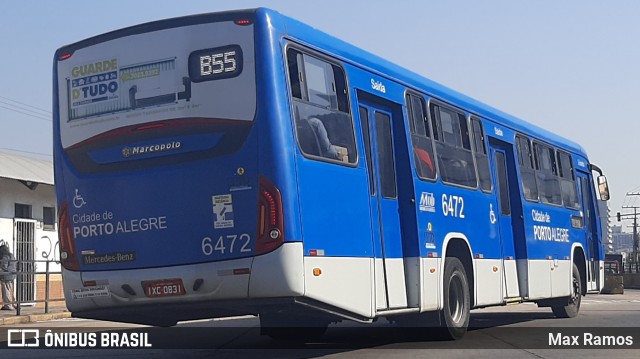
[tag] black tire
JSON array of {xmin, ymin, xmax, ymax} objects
[
  {"xmin": 440, "ymin": 257, "xmax": 470, "ymax": 340},
  {"xmin": 552, "ymin": 263, "xmax": 582, "ymax": 318}
]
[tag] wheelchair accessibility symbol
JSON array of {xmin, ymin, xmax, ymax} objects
[{"xmin": 73, "ymin": 188, "xmax": 87, "ymax": 209}]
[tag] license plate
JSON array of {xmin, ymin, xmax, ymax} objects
[{"xmin": 142, "ymin": 278, "xmax": 185, "ymax": 298}]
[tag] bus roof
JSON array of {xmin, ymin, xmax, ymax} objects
[
  {"xmin": 55, "ymin": 7, "xmax": 588, "ymax": 158},
  {"xmin": 261, "ymin": 8, "xmax": 588, "ymax": 158},
  {"xmin": 55, "ymin": 9, "xmax": 259, "ymax": 58}
]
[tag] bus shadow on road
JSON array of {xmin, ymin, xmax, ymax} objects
[
  {"xmin": 255, "ymin": 310, "xmax": 558, "ymax": 351},
  {"xmin": 469, "ymin": 310, "xmax": 557, "ymax": 329}
]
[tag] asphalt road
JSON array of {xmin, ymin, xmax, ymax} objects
[{"xmin": 2, "ymin": 290, "xmax": 640, "ymax": 358}]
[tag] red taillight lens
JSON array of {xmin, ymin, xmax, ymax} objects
[
  {"xmin": 58, "ymin": 202, "xmax": 80, "ymax": 271},
  {"xmin": 255, "ymin": 176, "xmax": 284, "ymax": 255},
  {"xmin": 234, "ymin": 19, "xmax": 252, "ymax": 26}
]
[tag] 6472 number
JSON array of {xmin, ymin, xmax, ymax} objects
[
  {"xmin": 202, "ymin": 234, "xmax": 251, "ymax": 256},
  {"xmin": 442, "ymin": 194, "xmax": 465, "ymax": 218}
]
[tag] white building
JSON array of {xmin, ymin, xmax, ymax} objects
[{"xmin": 0, "ymin": 151, "xmax": 60, "ymax": 305}]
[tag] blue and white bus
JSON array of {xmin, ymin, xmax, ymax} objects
[{"xmin": 53, "ymin": 8, "xmax": 610, "ymax": 339}]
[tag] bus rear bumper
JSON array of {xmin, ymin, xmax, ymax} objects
[
  {"xmin": 70, "ymin": 297, "xmax": 299, "ymax": 327},
  {"xmin": 62, "ymin": 243, "xmax": 305, "ymax": 321}
]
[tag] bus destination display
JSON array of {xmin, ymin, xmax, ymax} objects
[{"xmin": 188, "ymin": 45, "xmax": 243, "ymax": 83}]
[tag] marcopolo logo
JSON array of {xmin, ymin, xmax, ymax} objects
[{"xmin": 122, "ymin": 141, "xmax": 182, "ymax": 158}]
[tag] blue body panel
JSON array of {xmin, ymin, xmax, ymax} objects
[
  {"xmin": 268, "ymin": 7, "xmax": 602, "ymax": 265},
  {"xmin": 53, "ymin": 7, "xmax": 603, "ymax": 276}
]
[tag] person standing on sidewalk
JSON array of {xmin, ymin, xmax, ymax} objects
[{"xmin": 0, "ymin": 244, "xmax": 17, "ymax": 310}]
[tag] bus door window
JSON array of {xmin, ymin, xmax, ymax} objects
[
  {"xmin": 578, "ymin": 175, "xmax": 597, "ymax": 283},
  {"xmin": 515, "ymin": 135, "xmax": 539, "ymax": 202},
  {"xmin": 375, "ymin": 112, "xmax": 397, "ymax": 198},
  {"xmin": 406, "ymin": 93, "xmax": 435, "ymax": 180},
  {"xmin": 287, "ymin": 48, "xmax": 356, "ymax": 164},
  {"xmin": 495, "ymin": 151, "xmax": 511, "ymax": 216},
  {"xmin": 470, "ymin": 117, "xmax": 492, "ymax": 193},
  {"xmin": 429, "ymin": 103, "xmax": 477, "ymax": 188},
  {"xmin": 359, "ymin": 106, "xmax": 375, "ymax": 195}
]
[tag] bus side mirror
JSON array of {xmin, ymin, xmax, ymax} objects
[{"xmin": 597, "ymin": 175, "xmax": 610, "ymax": 201}]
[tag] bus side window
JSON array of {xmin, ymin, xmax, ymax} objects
[
  {"xmin": 287, "ymin": 49, "xmax": 303, "ymax": 100},
  {"xmin": 429, "ymin": 103, "xmax": 477, "ymax": 188},
  {"xmin": 533, "ymin": 142, "xmax": 562, "ymax": 206},
  {"xmin": 470, "ymin": 117, "xmax": 492, "ymax": 193},
  {"xmin": 287, "ymin": 48, "xmax": 356, "ymax": 164},
  {"xmin": 516, "ymin": 135, "xmax": 539, "ymax": 201},
  {"xmin": 557, "ymin": 150, "xmax": 580, "ymax": 209},
  {"xmin": 406, "ymin": 93, "xmax": 436, "ymax": 180}
]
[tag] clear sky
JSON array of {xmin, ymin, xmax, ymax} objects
[{"xmin": 1, "ymin": 0, "xmax": 638, "ymax": 219}]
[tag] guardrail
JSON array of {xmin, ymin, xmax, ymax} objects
[{"xmin": 2, "ymin": 259, "xmax": 65, "ymax": 316}]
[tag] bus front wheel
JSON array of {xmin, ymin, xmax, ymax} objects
[
  {"xmin": 440, "ymin": 257, "xmax": 470, "ymax": 340},
  {"xmin": 552, "ymin": 263, "xmax": 582, "ymax": 318}
]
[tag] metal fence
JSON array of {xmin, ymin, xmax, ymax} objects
[
  {"xmin": 1, "ymin": 259, "xmax": 65, "ymax": 316},
  {"xmin": 623, "ymin": 262, "xmax": 640, "ymax": 274}
]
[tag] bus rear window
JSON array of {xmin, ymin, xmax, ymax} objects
[{"xmin": 57, "ymin": 19, "xmax": 256, "ymax": 151}]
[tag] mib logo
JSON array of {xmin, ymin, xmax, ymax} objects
[{"xmin": 419, "ymin": 192, "xmax": 436, "ymax": 212}]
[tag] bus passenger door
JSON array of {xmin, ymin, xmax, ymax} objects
[
  {"xmin": 489, "ymin": 138, "xmax": 530, "ymax": 299},
  {"xmin": 490, "ymin": 146, "xmax": 520, "ymax": 299},
  {"xmin": 576, "ymin": 172, "xmax": 600, "ymax": 292},
  {"xmin": 357, "ymin": 102, "xmax": 408, "ymax": 310}
]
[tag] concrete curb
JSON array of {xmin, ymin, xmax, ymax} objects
[{"xmin": 0, "ymin": 311, "xmax": 72, "ymax": 326}]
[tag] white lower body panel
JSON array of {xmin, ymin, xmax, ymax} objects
[
  {"xmin": 384, "ymin": 258, "xmax": 408, "ymax": 309},
  {"xmin": 551, "ymin": 259, "xmax": 571, "ymax": 297},
  {"xmin": 249, "ymin": 242, "xmax": 304, "ymax": 297},
  {"xmin": 528, "ymin": 260, "xmax": 551, "ymax": 299},
  {"xmin": 528, "ymin": 259, "xmax": 572, "ymax": 300},
  {"xmin": 503, "ymin": 259, "xmax": 520, "ymax": 298},
  {"xmin": 304, "ymin": 256, "xmax": 374, "ymax": 318},
  {"xmin": 420, "ymin": 257, "xmax": 440, "ymax": 311},
  {"xmin": 475, "ymin": 259, "xmax": 503, "ymax": 307}
]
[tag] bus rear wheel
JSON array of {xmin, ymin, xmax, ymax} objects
[
  {"xmin": 552, "ymin": 263, "xmax": 582, "ymax": 318},
  {"xmin": 440, "ymin": 257, "xmax": 470, "ymax": 340}
]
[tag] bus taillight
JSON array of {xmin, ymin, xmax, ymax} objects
[
  {"xmin": 256, "ymin": 176, "xmax": 284, "ymax": 255},
  {"xmin": 58, "ymin": 202, "xmax": 80, "ymax": 271}
]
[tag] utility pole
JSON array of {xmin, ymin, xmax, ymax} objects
[{"xmin": 621, "ymin": 192, "xmax": 640, "ymax": 271}]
